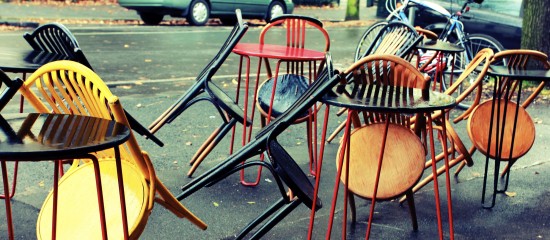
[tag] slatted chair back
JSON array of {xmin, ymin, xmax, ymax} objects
[
  {"xmin": 24, "ymin": 22, "xmax": 92, "ymax": 69},
  {"xmin": 0, "ymin": 70, "xmax": 23, "ymax": 111},
  {"xmin": 19, "ymin": 60, "xmax": 206, "ymax": 239},
  {"xmin": 260, "ymin": 14, "xmax": 330, "ymax": 52},
  {"xmin": 358, "ymin": 21, "xmax": 422, "ymax": 60}
]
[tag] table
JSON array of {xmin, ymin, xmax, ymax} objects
[
  {"xmin": 231, "ymin": 43, "xmax": 326, "ymax": 184},
  {"xmin": 310, "ymin": 83, "xmax": 457, "ymax": 239},
  {"xmin": 416, "ymin": 39, "xmax": 464, "ymax": 92},
  {"xmin": 470, "ymin": 66, "xmax": 550, "ymax": 208},
  {"xmin": 0, "ymin": 113, "xmax": 130, "ymax": 239}
]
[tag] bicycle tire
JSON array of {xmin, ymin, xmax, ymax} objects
[
  {"xmin": 443, "ymin": 33, "xmax": 505, "ymax": 110},
  {"xmin": 354, "ymin": 21, "xmax": 388, "ymax": 62}
]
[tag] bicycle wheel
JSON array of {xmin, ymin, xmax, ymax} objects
[
  {"xmin": 443, "ymin": 34, "xmax": 505, "ymax": 110},
  {"xmin": 354, "ymin": 21, "xmax": 388, "ymax": 62}
]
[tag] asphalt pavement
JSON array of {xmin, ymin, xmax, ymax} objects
[{"xmin": 1, "ymin": 1, "xmax": 550, "ymax": 239}]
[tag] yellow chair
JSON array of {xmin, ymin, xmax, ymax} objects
[{"xmin": 19, "ymin": 60, "xmax": 206, "ymax": 239}]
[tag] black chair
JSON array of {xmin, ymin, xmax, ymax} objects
[
  {"xmin": 176, "ymin": 52, "xmax": 338, "ymax": 238},
  {"xmin": 147, "ymin": 10, "xmax": 251, "ymax": 176},
  {"xmin": 24, "ymin": 22, "xmax": 163, "ymax": 146},
  {"xmin": 24, "ymin": 22, "xmax": 92, "ymax": 69},
  {"xmin": 177, "ymin": 52, "xmax": 338, "ymax": 197}
]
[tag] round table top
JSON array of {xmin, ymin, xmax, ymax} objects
[
  {"xmin": 0, "ymin": 113, "xmax": 130, "ymax": 160},
  {"xmin": 416, "ymin": 39, "xmax": 464, "ymax": 53},
  {"xmin": 485, "ymin": 65, "xmax": 550, "ymax": 81},
  {"xmin": 0, "ymin": 47, "xmax": 69, "ymax": 73},
  {"xmin": 232, "ymin": 43, "xmax": 326, "ymax": 61},
  {"xmin": 323, "ymin": 83, "xmax": 456, "ymax": 113}
]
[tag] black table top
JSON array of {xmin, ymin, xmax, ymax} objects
[
  {"xmin": 0, "ymin": 113, "xmax": 130, "ymax": 160},
  {"xmin": 485, "ymin": 65, "xmax": 550, "ymax": 81},
  {"xmin": 323, "ymin": 83, "xmax": 456, "ymax": 113},
  {"xmin": 416, "ymin": 39, "xmax": 464, "ymax": 53},
  {"xmin": 0, "ymin": 47, "xmax": 69, "ymax": 73}
]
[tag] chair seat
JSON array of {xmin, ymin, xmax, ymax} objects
[
  {"xmin": 256, "ymin": 74, "xmax": 310, "ymax": 119},
  {"xmin": 36, "ymin": 160, "xmax": 148, "ymax": 239},
  {"xmin": 336, "ymin": 123, "xmax": 425, "ymax": 200},
  {"xmin": 467, "ymin": 99, "xmax": 536, "ymax": 160}
]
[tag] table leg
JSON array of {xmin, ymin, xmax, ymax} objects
[
  {"xmin": 307, "ymin": 104, "xmax": 330, "ymax": 240},
  {"xmin": 90, "ymin": 155, "xmax": 108, "ymax": 239},
  {"xmin": 2, "ymin": 160, "xmax": 14, "ymax": 240}
]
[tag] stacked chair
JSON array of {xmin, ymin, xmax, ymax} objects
[
  {"xmin": 19, "ymin": 60, "xmax": 206, "ymax": 239},
  {"xmin": 178, "ymin": 53, "xmax": 341, "ymax": 239}
]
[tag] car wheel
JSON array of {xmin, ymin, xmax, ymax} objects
[
  {"xmin": 139, "ymin": 12, "xmax": 164, "ymax": 25},
  {"xmin": 188, "ymin": 0, "xmax": 210, "ymax": 26},
  {"xmin": 267, "ymin": 1, "xmax": 285, "ymax": 21}
]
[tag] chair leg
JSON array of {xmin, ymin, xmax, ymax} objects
[
  {"xmin": 348, "ymin": 192, "xmax": 357, "ymax": 223},
  {"xmin": 248, "ymin": 199, "xmax": 302, "ymax": 240},
  {"xmin": 500, "ymin": 159, "xmax": 516, "ymax": 178},
  {"xmin": 154, "ymin": 177, "xmax": 207, "ymax": 230},
  {"xmin": 326, "ymin": 121, "xmax": 346, "ymax": 143},
  {"xmin": 0, "ymin": 162, "xmax": 18, "ymax": 199},
  {"xmin": 189, "ymin": 126, "xmax": 222, "ymax": 165},
  {"xmin": 405, "ymin": 190, "xmax": 418, "ymax": 231},
  {"xmin": 235, "ymin": 197, "xmax": 286, "ymax": 240}
]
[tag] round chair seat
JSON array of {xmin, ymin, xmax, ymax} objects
[
  {"xmin": 336, "ymin": 123, "xmax": 425, "ymax": 200},
  {"xmin": 256, "ymin": 74, "xmax": 310, "ymax": 120},
  {"xmin": 37, "ymin": 160, "xmax": 148, "ymax": 239},
  {"xmin": 468, "ymin": 99, "xmax": 535, "ymax": 160}
]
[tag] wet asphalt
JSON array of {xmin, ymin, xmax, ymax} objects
[{"xmin": 1, "ymin": 1, "xmax": 550, "ymax": 239}]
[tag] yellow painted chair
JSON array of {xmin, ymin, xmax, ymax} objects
[{"xmin": 19, "ymin": 60, "xmax": 206, "ymax": 239}]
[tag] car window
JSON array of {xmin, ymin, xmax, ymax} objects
[{"xmin": 444, "ymin": 0, "xmax": 523, "ymax": 17}]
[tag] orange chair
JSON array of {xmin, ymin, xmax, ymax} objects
[{"xmin": 19, "ymin": 60, "xmax": 206, "ymax": 239}]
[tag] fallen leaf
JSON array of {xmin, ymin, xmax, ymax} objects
[
  {"xmin": 504, "ymin": 191, "xmax": 517, "ymax": 197},
  {"xmin": 135, "ymin": 81, "xmax": 143, "ymax": 85},
  {"xmin": 144, "ymin": 59, "xmax": 152, "ymax": 63},
  {"xmin": 232, "ymin": 78, "xmax": 239, "ymax": 85},
  {"xmin": 264, "ymin": 178, "xmax": 272, "ymax": 183},
  {"xmin": 296, "ymin": 142, "xmax": 302, "ymax": 145},
  {"xmin": 213, "ymin": 202, "xmax": 219, "ymax": 207},
  {"xmin": 38, "ymin": 181, "xmax": 44, "ymax": 187},
  {"xmin": 173, "ymin": 161, "xmax": 178, "ymax": 164},
  {"xmin": 185, "ymin": 142, "xmax": 192, "ymax": 146},
  {"xmin": 247, "ymin": 202, "xmax": 255, "ymax": 205},
  {"xmin": 136, "ymin": 103, "xmax": 142, "ymax": 108},
  {"xmin": 123, "ymin": 44, "xmax": 129, "ymax": 48}
]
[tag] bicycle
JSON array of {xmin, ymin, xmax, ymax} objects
[{"xmin": 355, "ymin": 0, "xmax": 505, "ymax": 109}]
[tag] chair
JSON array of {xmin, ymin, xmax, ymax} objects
[
  {"xmin": 326, "ymin": 21, "xmax": 422, "ymax": 143},
  {"xmin": 19, "ymin": 60, "xmax": 207, "ymax": 239},
  {"xmin": 24, "ymin": 22, "xmax": 92, "ymax": 69},
  {"xmin": 0, "ymin": 70, "xmax": 23, "ymax": 199},
  {"xmin": 460, "ymin": 50, "xmax": 549, "ymax": 203},
  {"xmin": 148, "ymin": 10, "xmax": 250, "ymax": 178},
  {"xmin": 398, "ymin": 48, "xmax": 495, "ymax": 200},
  {"xmin": 252, "ymin": 14, "xmax": 331, "ymax": 177},
  {"xmin": 177, "ymin": 52, "xmax": 338, "ymax": 200},
  {"xmin": 331, "ymin": 55, "xmax": 429, "ymax": 236}
]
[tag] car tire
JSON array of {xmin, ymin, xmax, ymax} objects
[
  {"xmin": 188, "ymin": 0, "xmax": 210, "ymax": 26},
  {"xmin": 266, "ymin": 1, "xmax": 285, "ymax": 22},
  {"xmin": 139, "ymin": 12, "xmax": 164, "ymax": 25}
]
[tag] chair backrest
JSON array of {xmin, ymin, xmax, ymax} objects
[
  {"xmin": 342, "ymin": 54, "xmax": 429, "ymax": 126},
  {"xmin": 196, "ymin": 10, "xmax": 249, "ymax": 84},
  {"xmin": 0, "ymin": 70, "xmax": 23, "ymax": 111},
  {"xmin": 18, "ymin": 60, "xmax": 150, "ymax": 179},
  {"xmin": 260, "ymin": 14, "xmax": 330, "ymax": 52},
  {"xmin": 491, "ymin": 49, "xmax": 550, "ymax": 109},
  {"xmin": 23, "ymin": 22, "xmax": 93, "ymax": 69},
  {"xmin": 445, "ymin": 48, "xmax": 494, "ymax": 120},
  {"xmin": 358, "ymin": 21, "xmax": 422, "ymax": 60}
]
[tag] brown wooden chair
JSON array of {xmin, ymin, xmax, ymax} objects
[{"xmin": 334, "ymin": 54, "xmax": 429, "ymax": 234}]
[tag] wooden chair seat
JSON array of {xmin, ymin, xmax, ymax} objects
[
  {"xmin": 336, "ymin": 123, "xmax": 425, "ymax": 200},
  {"xmin": 36, "ymin": 160, "xmax": 149, "ymax": 239},
  {"xmin": 467, "ymin": 99, "xmax": 536, "ymax": 160}
]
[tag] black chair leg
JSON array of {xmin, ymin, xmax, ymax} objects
[
  {"xmin": 235, "ymin": 198, "xmax": 286, "ymax": 240},
  {"xmin": 248, "ymin": 199, "xmax": 302, "ymax": 240},
  {"xmin": 405, "ymin": 190, "xmax": 418, "ymax": 231}
]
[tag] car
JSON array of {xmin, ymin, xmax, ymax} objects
[
  {"xmin": 118, "ymin": 0, "xmax": 295, "ymax": 26},
  {"xmin": 410, "ymin": 0, "xmax": 522, "ymax": 49}
]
